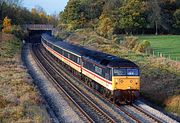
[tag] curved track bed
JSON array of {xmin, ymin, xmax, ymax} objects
[
  {"xmin": 32, "ymin": 44, "xmax": 116, "ymax": 123},
  {"xmin": 32, "ymin": 43, "xmax": 177, "ymax": 123}
]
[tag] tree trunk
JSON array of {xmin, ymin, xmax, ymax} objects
[{"xmin": 155, "ymin": 21, "xmax": 158, "ymax": 35}]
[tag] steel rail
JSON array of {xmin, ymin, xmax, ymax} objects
[
  {"xmin": 33, "ymin": 44, "xmax": 116, "ymax": 123},
  {"xmin": 31, "ymin": 44, "xmax": 95, "ymax": 123},
  {"xmin": 40, "ymin": 44, "xmax": 144, "ymax": 123},
  {"xmin": 132, "ymin": 104, "xmax": 164, "ymax": 123},
  {"xmin": 39, "ymin": 44, "xmax": 164, "ymax": 123}
]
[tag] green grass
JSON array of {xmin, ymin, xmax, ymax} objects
[{"xmin": 138, "ymin": 35, "xmax": 180, "ymax": 61}]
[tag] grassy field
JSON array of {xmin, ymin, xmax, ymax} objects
[
  {"xmin": 138, "ymin": 35, "xmax": 180, "ymax": 61},
  {"xmin": 0, "ymin": 32, "xmax": 50, "ymax": 122}
]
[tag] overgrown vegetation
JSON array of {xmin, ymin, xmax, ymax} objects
[
  {"xmin": 0, "ymin": 0, "xmax": 58, "ymax": 42},
  {"xmin": 0, "ymin": 0, "xmax": 58, "ymax": 32},
  {"xmin": 2, "ymin": 16, "xmax": 27, "ymax": 40},
  {"xmin": 59, "ymin": 0, "xmax": 180, "ymax": 37},
  {"xmin": 0, "ymin": 1, "xmax": 55, "ymax": 122},
  {"xmin": 58, "ymin": 1, "xmax": 180, "ymax": 116},
  {"xmin": 56, "ymin": 29, "xmax": 180, "ymax": 116},
  {"xmin": 0, "ymin": 32, "xmax": 50, "ymax": 122}
]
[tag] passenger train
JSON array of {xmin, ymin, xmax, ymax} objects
[{"xmin": 41, "ymin": 33, "xmax": 140, "ymax": 104}]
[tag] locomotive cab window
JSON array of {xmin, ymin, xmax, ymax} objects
[
  {"xmin": 127, "ymin": 68, "xmax": 139, "ymax": 76},
  {"xmin": 113, "ymin": 68, "xmax": 139, "ymax": 76},
  {"xmin": 113, "ymin": 68, "xmax": 126, "ymax": 76}
]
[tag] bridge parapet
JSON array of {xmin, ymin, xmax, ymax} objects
[
  {"xmin": 24, "ymin": 24, "xmax": 53, "ymax": 43},
  {"xmin": 24, "ymin": 24, "xmax": 53, "ymax": 30}
]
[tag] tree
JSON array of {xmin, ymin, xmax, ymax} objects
[
  {"xmin": 3, "ymin": 16, "xmax": 11, "ymax": 28},
  {"xmin": 147, "ymin": 0, "xmax": 179, "ymax": 34},
  {"xmin": 60, "ymin": 0, "xmax": 81, "ymax": 23},
  {"xmin": 173, "ymin": 9, "xmax": 180, "ymax": 28},
  {"xmin": 148, "ymin": 0, "xmax": 161, "ymax": 35},
  {"xmin": 2, "ymin": 16, "xmax": 11, "ymax": 33},
  {"xmin": 2, "ymin": 0, "xmax": 23, "ymax": 6},
  {"xmin": 118, "ymin": 0, "xmax": 147, "ymax": 34},
  {"xmin": 97, "ymin": 14, "xmax": 114, "ymax": 38}
]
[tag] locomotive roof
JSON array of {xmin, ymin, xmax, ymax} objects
[{"xmin": 42, "ymin": 34, "xmax": 138, "ymax": 68}]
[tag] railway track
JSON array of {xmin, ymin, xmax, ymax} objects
[
  {"xmin": 32, "ymin": 43, "xmax": 166, "ymax": 123},
  {"xmin": 31, "ymin": 44, "xmax": 93, "ymax": 123},
  {"xmin": 131, "ymin": 104, "xmax": 164, "ymax": 123},
  {"xmin": 32, "ymin": 44, "xmax": 116, "ymax": 123},
  {"xmin": 118, "ymin": 104, "xmax": 164, "ymax": 123},
  {"xmin": 41, "ymin": 44, "xmax": 165, "ymax": 123}
]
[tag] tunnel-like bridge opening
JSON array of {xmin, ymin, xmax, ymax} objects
[
  {"xmin": 25, "ymin": 24, "xmax": 53, "ymax": 43},
  {"xmin": 28, "ymin": 30, "xmax": 52, "ymax": 43}
]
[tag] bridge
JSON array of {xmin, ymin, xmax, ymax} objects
[{"xmin": 24, "ymin": 24, "xmax": 54, "ymax": 43}]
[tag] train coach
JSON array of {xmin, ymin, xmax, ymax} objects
[{"xmin": 41, "ymin": 33, "xmax": 140, "ymax": 104}]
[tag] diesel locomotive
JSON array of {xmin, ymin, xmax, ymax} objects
[{"xmin": 41, "ymin": 34, "xmax": 140, "ymax": 104}]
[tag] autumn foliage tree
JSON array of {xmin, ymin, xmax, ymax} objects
[
  {"xmin": 0, "ymin": 1, "xmax": 58, "ymax": 29},
  {"xmin": 97, "ymin": 14, "xmax": 114, "ymax": 38},
  {"xmin": 59, "ymin": 0, "xmax": 180, "ymax": 34},
  {"xmin": 2, "ymin": 16, "xmax": 12, "ymax": 33},
  {"xmin": 118, "ymin": 0, "xmax": 147, "ymax": 34}
]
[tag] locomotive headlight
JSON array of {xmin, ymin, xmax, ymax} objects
[{"xmin": 128, "ymin": 86, "xmax": 131, "ymax": 89}]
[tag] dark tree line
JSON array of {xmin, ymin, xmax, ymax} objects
[
  {"xmin": 0, "ymin": 0, "xmax": 58, "ymax": 30},
  {"xmin": 59, "ymin": 0, "xmax": 180, "ymax": 36}
]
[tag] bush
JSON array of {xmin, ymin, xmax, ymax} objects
[
  {"xmin": 11, "ymin": 25, "xmax": 26, "ymax": 40},
  {"xmin": 112, "ymin": 35, "xmax": 124, "ymax": 44},
  {"xmin": 123, "ymin": 36, "xmax": 139, "ymax": 49},
  {"xmin": 137, "ymin": 40, "xmax": 151, "ymax": 53},
  {"xmin": 2, "ymin": 26, "xmax": 12, "ymax": 33},
  {"xmin": 165, "ymin": 95, "xmax": 180, "ymax": 115}
]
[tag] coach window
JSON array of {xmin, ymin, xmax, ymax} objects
[
  {"xmin": 70, "ymin": 54, "xmax": 73, "ymax": 61},
  {"xmin": 105, "ymin": 68, "xmax": 111, "ymax": 80},
  {"xmin": 66, "ymin": 52, "xmax": 68, "ymax": 58},
  {"xmin": 95, "ymin": 66, "xmax": 102, "ymax": 75},
  {"xmin": 61, "ymin": 49, "xmax": 63, "ymax": 54},
  {"xmin": 72, "ymin": 55, "xmax": 75, "ymax": 62},
  {"xmin": 64, "ymin": 51, "xmax": 66, "ymax": 57},
  {"xmin": 74, "ymin": 56, "xmax": 77, "ymax": 63},
  {"xmin": 77, "ymin": 57, "xmax": 80, "ymax": 64},
  {"xmin": 54, "ymin": 46, "xmax": 57, "ymax": 52},
  {"xmin": 49, "ymin": 43, "xmax": 52, "ymax": 48},
  {"xmin": 105, "ymin": 73, "xmax": 109, "ymax": 80}
]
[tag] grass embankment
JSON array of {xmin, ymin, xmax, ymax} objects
[
  {"xmin": 0, "ymin": 32, "xmax": 50, "ymax": 122},
  {"xmin": 139, "ymin": 35, "xmax": 180, "ymax": 61},
  {"xmin": 56, "ymin": 29, "xmax": 180, "ymax": 116}
]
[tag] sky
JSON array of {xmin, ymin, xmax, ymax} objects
[{"xmin": 22, "ymin": 0, "xmax": 68, "ymax": 15}]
